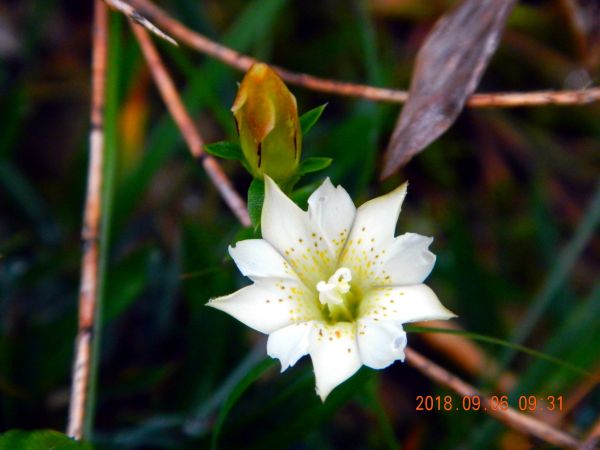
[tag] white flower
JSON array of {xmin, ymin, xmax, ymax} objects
[{"xmin": 208, "ymin": 177, "xmax": 455, "ymax": 400}]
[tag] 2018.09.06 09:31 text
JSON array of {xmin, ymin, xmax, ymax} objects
[{"xmin": 415, "ymin": 395, "xmax": 563, "ymax": 412}]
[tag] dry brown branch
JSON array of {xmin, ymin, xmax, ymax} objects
[
  {"xmin": 413, "ymin": 320, "xmax": 516, "ymax": 392},
  {"xmin": 549, "ymin": 363, "xmax": 600, "ymax": 427},
  {"xmin": 130, "ymin": 23, "xmax": 251, "ymax": 227},
  {"xmin": 67, "ymin": 0, "xmax": 108, "ymax": 440},
  {"xmin": 103, "ymin": 0, "xmax": 177, "ymax": 46},
  {"xmin": 582, "ymin": 416, "xmax": 600, "ymax": 450},
  {"xmin": 127, "ymin": 0, "xmax": 600, "ymax": 108},
  {"xmin": 466, "ymin": 89, "xmax": 600, "ymax": 106},
  {"xmin": 404, "ymin": 347, "xmax": 583, "ymax": 449}
]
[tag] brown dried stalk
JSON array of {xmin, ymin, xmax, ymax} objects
[
  {"xmin": 103, "ymin": 0, "xmax": 177, "ymax": 46},
  {"xmin": 128, "ymin": 0, "xmax": 600, "ymax": 108},
  {"xmin": 130, "ymin": 23, "xmax": 251, "ymax": 227},
  {"xmin": 67, "ymin": 0, "xmax": 108, "ymax": 440},
  {"xmin": 549, "ymin": 363, "xmax": 600, "ymax": 427},
  {"xmin": 582, "ymin": 417, "xmax": 600, "ymax": 450},
  {"xmin": 414, "ymin": 320, "xmax": 516, "ymax": 392},
  {"xmin": 405, "ymin": 347, "xmax": 583, "ymax": 449}
]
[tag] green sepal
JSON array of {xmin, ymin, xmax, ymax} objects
[
  {"xmin": 297, "ymin": 157, "xmax": 333, "ymax": 175},
  {"xmin": 300, "ymin": 103, "xmax": 327, "ymax": 136},
  {"xmin": 247, "ymin": 179, "xmax": 265, "ymax": 230},
  {"xmin": 204, "ymin": 141, "xmax": 244, "ymax": 160}
]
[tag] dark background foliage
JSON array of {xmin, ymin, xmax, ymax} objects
[{"xmin": 0, "ymin": 0, "xmax": 598, "ymax": 448}]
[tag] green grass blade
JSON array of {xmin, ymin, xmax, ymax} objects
[
  {"xmin": 184, "ymin": 344, "xmax": 266, "ymax": 437},
  {"xmin": 515, "ymin": 282, "xmax": 600, "ymax": 393},
  {"xmin": 362, "ymin": 376, "xmax": 400, "ymax": 450},
  {"xmin": 405, "ymin": 325, "xmax": 590, "ymax": 376},
  {"xmin": 0, "ymin": 160, "xmax": 58, "ymax": 243},
  {"xmin": 248, "ymin": 369, "xmax": 372, "ymax": 450},
  {"xmin": 84, "ymin": 11, "xmax": 122, "ymax": 438},
  {"xmin": 210, "ymin": 358, "xmax": 276, "ymax": 450},
  {"xmin": 500, "ymin": 179, "xmax": 600, "ymax": 366}
]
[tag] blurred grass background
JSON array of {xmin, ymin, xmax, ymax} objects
[{"xmin": 0, "ymin": 0, "xmax": 599, "ymax": 448}]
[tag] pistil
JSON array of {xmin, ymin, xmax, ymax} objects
[{"xmin": 316, "ymin": 267, "xmax": 355, "ymax": 322}]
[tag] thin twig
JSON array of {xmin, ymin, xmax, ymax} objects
[
  {"xmin": 582, "ymin": 416, "xmax": 600, "ymax": 450},
  {"xmin": 67, "ymin": 0, "xmax": 108, "ymax": 440},
  {"xmin": 127, "ymin": 0, "xmax": 600, "ymax": 108},
  {"xmin": 103, "ymin": 0, "xmax": 177, "ymax": 46},
  {"xmin": 414, "ymin": 320, "xmax": 516, "ymax": 392},
  {"xmin": 549, "ymin": 362, "xmax": 600, "ymax": 427},
  {"xmin": 130, "ymin": 23, "xmax": 251, "ymax": 227},
  {"xmin": 466, "ymin": 89, "xmax": 600, "ymax": 106},
  {"xmin": 404, "ymin": 347, "xmax": 583, "ymax": 449}
]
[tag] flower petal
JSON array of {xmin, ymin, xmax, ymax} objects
[
  {"xmin": 349, "ymin": 182, "xmax": 407, "ymax": 241},
  {"xmin": 358, "ymin": 284, "xmax": 456, "ymax": 324},
  {"xmin": 207, "ymin": 281, "xmax": 320, "ymax": 334},
  {"xmin": 267, "ymin": 321, "xmax": 313, "ymax": 372},
  {"xmin": 229, "ymin": 239, "xmax": 300, "ymax": 282},
  {"xmin": 339, "ymin": 183, "xmax": 407, "ymax": 281},
  {"xmin": 308, "ymin": 322, "xmax": 361, "ymax": 401},
  {"xmin": 261, "ymin": 176, "xmax": 329, "ymax": 287},
  {"xmin": 357, "ymin": 319, "xmax": 407, "ymax": 369},
  {"xmin": 307, "ymin": 178, "xmax": 356, "ymax": 262},
  {"xmin": 376, "ymin": 233, "xmax": 436, "ymax": 285}
]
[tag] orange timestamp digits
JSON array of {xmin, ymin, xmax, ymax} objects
[{"xmin": 415, "ymin": 395, "xmax": 563, "ymax": 412}]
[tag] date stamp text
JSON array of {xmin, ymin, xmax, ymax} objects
[{"xmin": 415, "ymin": 395, "xmax": 563, "ymax": 412}]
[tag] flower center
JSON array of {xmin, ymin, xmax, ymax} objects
[{"xmin": 316, "ymin": 267, "xmax": 355, "ymax": 322}]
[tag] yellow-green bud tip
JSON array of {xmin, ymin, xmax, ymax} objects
[{"xmin": 232, "ymin": 63, "xmax": 301, "ymax": 185}]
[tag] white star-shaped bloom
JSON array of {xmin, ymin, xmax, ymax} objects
[{"xmin": 208, "ymin": 177, "xmax": 455, "ymax": 400}]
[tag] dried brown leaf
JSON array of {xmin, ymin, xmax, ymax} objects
[{"xmin": 381, "ymin": 0, "xmax": 516, "ymax": 179}]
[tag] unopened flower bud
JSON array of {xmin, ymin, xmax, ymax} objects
[{"xmin": 231, "ymin": 63, "xmax": 301, "ymax": 185}]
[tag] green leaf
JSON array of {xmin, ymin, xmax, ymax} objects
[
  {"xmin": 204, "ymin": 142, "xmax": 244, "ymax": 160},
  {"xmin": 211, "ymin": 358, "xmax": 276, "ymax": 450},
  {"xmin": 0, "ymin": 430, "xmax": 93, "ymax": 450},
  {"xmin": 299, "ymin": 103, "xmax": 327, "ymax": 136},
  {"xmin": 297, "ymin": 157, "xmax": 333, "ymax": 175},
  {"xmin": 247, "ymin": 179, "xmax": 265, "ymax": 230}
]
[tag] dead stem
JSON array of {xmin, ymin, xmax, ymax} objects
[
  {"xmin": 127, "ymin": 0, "xmax": 600, "ymax": 108},
  {"xmin": 67, "ymin": 0, "xmax": 108, "ymax": 440},
  {"xmin": 405, "ymin": 347, "xmax": 583, "ymax": 449},
  {"xmin": 549, "ymin": 363, "xmax": 600, "ymax": 427},
  {"xmin": 413, "ymin": 320, "xmax": 516, "ymax": 392},
  {"xmin": 582, "ymin": 417, "xmax": 600, "ymax": 450},
  {"xmin": 103, "ymin": 0, "xmax": 177, "ymax": 45},
  {"xmin": 130, "ymin": 23, "xmax": 251, "ymax": 227}
]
